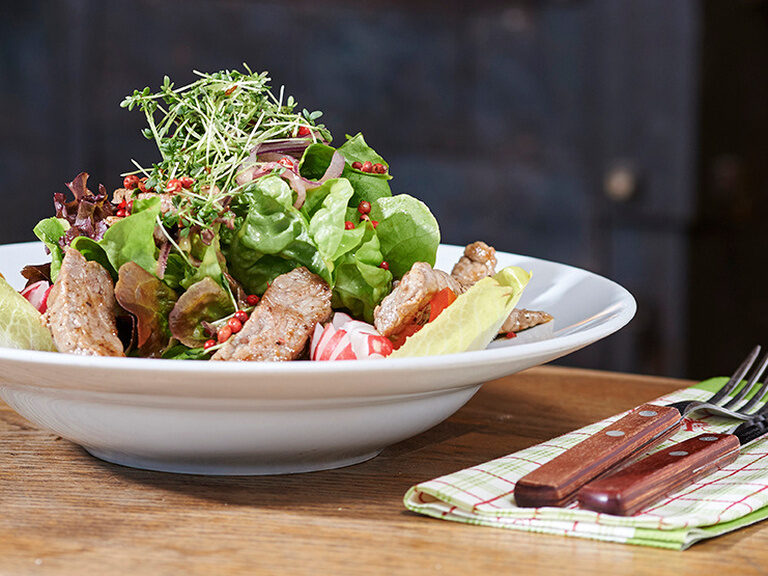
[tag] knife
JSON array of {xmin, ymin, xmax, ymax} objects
[
  {"xmin": 577, "ymin": 410, "xmax": 768, "ymax": 516},
  {"xmin": 514, "ymin": 346, "xmax": 764, "ymax": 508}
]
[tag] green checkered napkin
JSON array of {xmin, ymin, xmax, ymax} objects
[{"xmin": 404, "ymin": 378, "xmax": 768, "ymax": 550}]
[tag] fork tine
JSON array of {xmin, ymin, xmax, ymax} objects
[
  {"xmin": 727, "ymin": 352, "xmax": 768, "ymax": 413},
  {"xmin": 708, "ymin": 345, "xmax": 761, "ymax": 405}
]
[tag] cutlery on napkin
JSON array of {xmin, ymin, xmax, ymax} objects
[
  {"xmin": 514, "ymin": 347, "xmax": 765, "ymax": 508},
  {"xmin": 404, "ymin": 377, "xmax": 768, "ymax": 550}
]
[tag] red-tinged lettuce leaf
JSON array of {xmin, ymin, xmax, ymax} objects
[
  {"xmin": 168, "ymin": 277, "xmax": 234, "ymax": 348},
  {"xmin": 21, "ymin": 263, "xmax": 52, "ymax": 288},
  {"xmin": 115, "ymin": 262, "xmax": 179, "ymax": 357},
  {"xmin": 54, "ymin": 172, "xmax": 115, "ymax": 247}
]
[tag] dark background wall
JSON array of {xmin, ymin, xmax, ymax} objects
[{"xmin": 1, "ymin": 0, "xmax": 767, "ymax": 379}]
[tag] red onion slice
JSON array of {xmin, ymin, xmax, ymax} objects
[
  {"xmin": 236, "ymin": 149, "xmax": 345, "ymax": 210},
  {"xmin": 252, "ymin": 138, "xmax": 314, "ymax": 157},
  {"xmin": 280, "ymin": 169, "xmax": 309, "ymax": 208},
  {"xmin": 156, "ymin": 242, "xmax": 171, "ymax": 279},
  {"xmin": 318, "ymin": 151, "xmax": 345, "ymax": 183},
  {"xmin": 257, "ymin": 152, "xmax": 297, "ymax": 164},
  {"xmin": 235, "ymin": 164, "xmax": 258, "ymax": 186}
]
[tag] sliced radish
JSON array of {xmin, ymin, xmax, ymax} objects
[
  {"xmin": 311, "ymin": 313, "xmax": 393, "ymax": 361},
  {"xmin": 20, "ymin": 281, "xmax": 52, "ymax": 314}
]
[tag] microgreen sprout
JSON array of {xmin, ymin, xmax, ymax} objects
[{"xmin": 120, "ymin": 65, "xmax": 331, "ymax": 232}]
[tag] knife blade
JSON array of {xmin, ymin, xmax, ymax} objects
[{"xmin": 577, "ymin": 413, "xmax": 768, "ymax": 516}]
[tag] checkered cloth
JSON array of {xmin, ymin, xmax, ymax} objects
[{"xmin": 404, "ymin": 378, "xmax": 768, "ymax": 550}]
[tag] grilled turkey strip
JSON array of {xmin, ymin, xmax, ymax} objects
[
  {"xmin": 44, "ymin": 248, "xmax": 124, "ymax": 357},
  {"xmin": 373, "ymin": 262, "xmax": 465, "ymax": 338},
  {"xmin": 450, "ymin": 241, "xmax": 497, "ymax": 286},
  {"xmin": 212, "ymin": 267, "xmax": 331, "ymax": 362}
]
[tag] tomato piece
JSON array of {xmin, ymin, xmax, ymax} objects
[
  {"xmin": 428, "ymin": 287, "xmax": 457, "ymax": 323},
  {"xmin": 390, "ymin": 322, "xmax": 422, "ymax": 350}
]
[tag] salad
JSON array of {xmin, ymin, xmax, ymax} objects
[{"xmin": 0, "ymin": 66, "xmax": 552, "ymax": 361}]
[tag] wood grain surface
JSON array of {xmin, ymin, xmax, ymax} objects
[{"xmin": 2, "ymin": 366, "xmax": 767, "ymax": 576}]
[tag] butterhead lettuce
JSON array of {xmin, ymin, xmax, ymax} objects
[
  {"xmin": 331, "ymin": 223, "xmax": 392, "ymax": 322},
  {"xmin": 370, "ymin": 195, "xmax": 439, "ymax": 278},
  {"xmin": 222, "ymin": 177, "xmax": 332, "ymax": 294}
]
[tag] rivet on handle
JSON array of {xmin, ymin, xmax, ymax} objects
[
  {"xmin": 606, "ymin": 430, "xmax": 625, "ymax": 437},
  {"xmin": 669, "ymin": 450, "xmax": 689, "ymax": 456},
  {"xmin": 638, "ymin": 410, "xmax": 658, "ymax": 417}
]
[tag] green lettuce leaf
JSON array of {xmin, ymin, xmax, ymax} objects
[
  {"xmin": 254, "ymin": 173, "xmax": 294, "ymax": 208},
  {"xmin": 180, "ymin": 237, "xmax": 226, "ymax": 290},
  {"xmin": 162, "ymin": 253, "xmax": 193, "ymax": 291},
  {"xmin": 299, "ymin": 138, "xmax": 390, "ymax": 207},
  {"xmin": 298, "ymin": 143, "xmax": 336, "ymax": 180},
  {"xmin": 99, "ymin": 196, "xmax": 162, "ymax": 276},
  {"xmin": 223, "ymin": 179, "xmax": 331, "ymax": 294},
  {"xmin": 302, "ymin": 178, "xmax": 356, "ymax": 263},
  {"xmin": 370, "ymin": 194, "xmax": 440, "ymax": 278},
  {"xmin": 331, "ymin": 223, "xmax": 392, "ymax": 322},
  {"xmin": 0, "ymin": 275, "xmax": 57, "ymax": 352},
  {"xmin": 338, "ymin": 133, "xmax": 392, "ymax": 206},
  {"xmin": 161, "ymin": 344, "xmax": 210, "ymax": 361},
  {"xmin": 338, "ymin": 133, "xmax": 390, "ymax": 168},
  {"xmin": 33, "ymin": 218, "xmax": 69, "ymax": 281},
  {"xmin": 333, "ymin": 225, "xmax": 366, "ymax": 262}
]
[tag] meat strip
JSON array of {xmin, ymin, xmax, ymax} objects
[
  {"xmin": 374, "ymin": 241, "xmax": 554, "ymax": 339},
  {"xmin": 451, "ymin": 241, "xmax": 552, "ymax": 334},
  {"xmin": 212, "ymin": 267, "xmax": 331, "ymax": 362},
  {"xmin": 374, "ymin": 262, "xmax": 465, "ymax": 338},
  {"xmin": 44, "ymin": 248, "xmax": 124, "ymax": 356},
  {"xmin": 500, "ymin": 308, "xmax": 554, "ymax": 334},
  {"xmin": 451, "ymin": 241, "xmax": 497, "ymax": 286}
]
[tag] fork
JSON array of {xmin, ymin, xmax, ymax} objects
[{"xmin": 514, "ymin": 346, "xmax": 767, "ymax": 508}]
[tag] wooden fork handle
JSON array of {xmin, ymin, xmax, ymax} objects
[
  {"xmin": 577, "ymin": 433, "xmax": 741, "ymax": 516},
  {"xmin": 514, "ymin": 404, "xmax": 682, "ymax": 508}
]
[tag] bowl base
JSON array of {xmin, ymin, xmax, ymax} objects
[{"xmin": 84, "ymin": 447, "xmax": 384, "ymax": 476}]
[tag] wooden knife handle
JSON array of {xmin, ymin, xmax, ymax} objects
[
  {"xmin": 578, "ymin": 433, "xmax": 741, "ymax": 516},
  {"xmin": 514, "ymin": 404, "xmax": 681, "ymax": 508}
]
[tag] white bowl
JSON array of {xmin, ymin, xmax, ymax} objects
[{"xmin": 0, "ymin": 242, "xmax": 635, "ymax": 475}]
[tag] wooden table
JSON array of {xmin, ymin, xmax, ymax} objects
[{"xmin": 2, "ymin": 366, "xmax": 767, "ymax": 576}]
